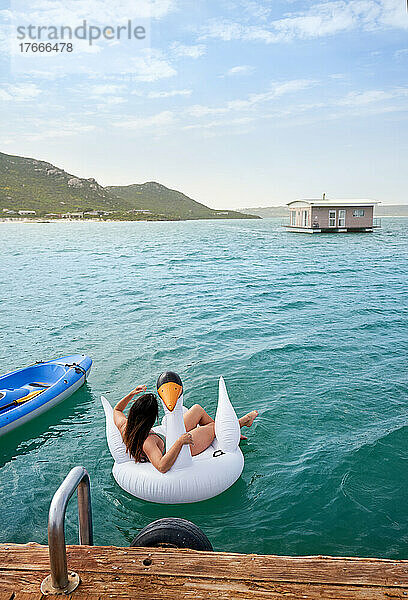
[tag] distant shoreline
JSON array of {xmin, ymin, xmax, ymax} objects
[
  {"xmin": 0, "ymin": 218, "xmax": 121, "ymax": 223},
  {"xmin": 0, "ymin": 217, "xmax": 260, "ymax": 224},
  {"xmin": 1, "ymin": 215, "xmax": 407, "ymax": 224}
]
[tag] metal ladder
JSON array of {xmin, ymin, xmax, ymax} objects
[{"xmin": 41, "ymin": 466, "xmax": 93, "ymax": 595}]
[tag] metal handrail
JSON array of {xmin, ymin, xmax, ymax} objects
[{"xmin": 41, "ymin": 466, "xmax": 93, "ymax": 595}]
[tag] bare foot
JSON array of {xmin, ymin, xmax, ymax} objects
[
  {"xmin": 239, "ymin": 410, "xmax": 259, "ymax": 439},
  {"xmin": 240, "ymin": 410, "xmax": 259, "ymax": 428}
]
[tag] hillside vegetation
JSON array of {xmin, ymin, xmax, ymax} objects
[
  {"xmin": 0, "ymin": 152, "xmax": 257, "ymax": 220},
  {"xmin": 0, "ymin": 152, "xmax": 121, "ymax": 214},
  {"xmin": 107, "ymin": 181, "xmax": 251, "ymax": 220}
]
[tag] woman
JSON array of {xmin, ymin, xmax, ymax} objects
[{"xmin": 114, "ymin": 385, "xmax": 258, "ymax": 474}]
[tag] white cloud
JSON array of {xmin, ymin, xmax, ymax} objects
[
  {"xmin": 201, "ymin": 0, "xmax": 408, "ymax": 44},
  {"xmin": 338, "ymin": 90, "xmax": 393, "ymax": 106},
  {"xmin": 90, "ymin": 84, "xmax": 125, "ymax": 95},
  {"xmin": 148, "ymin": 89, "xmax": 192, "ymax": 98},
  {"xmin": 395, "ymin": 48, "xmax": 408, "ymax": 60},
  {"xmin": 237, "ymin": 1, "xmax": 272, "ymax": 21},
  {"xmin": 114, "ymin": 110, "xmax": 175, "ymax": 130},
  {"xmin": 37, "ymin": 123, "xmax": 98, "ymax": 139},
  {"xmin": 380, "ymin": 0, "xmax": 408, "ymax": 29},
  {"xmin": 1, "ymin": 1, "xmax": 176, "ymax": 70},
  {"xmin": 187, "ymin": 79, "xmax": 315, "ymax": 117},
  {"xmin": 202, "ymin": 21, "xmax": 266, "ymax": 42},
  {"xmin": 188, "ymin": 105, "xmax": 227, "ymax": 117},
  {"xmin": 0, "ymin": 90, "xmax": 12, "ymax": 102},
  {"xmin": 9, "ymin": 0, "xmax": 176, "ymax": 24},
  {"xmin": 183, "ymin": 81, "xmax": 408, "ymax": 137},
  {"xmin": 127, "ymin": 50, "xmax": 176, "ymax": 81},
  {"xmin": 338, "ymin": 88, "xmax": 408, "ymax": 106},
  {"xmin": 96, "ymin": 96, "xmax": 126, "ymax": 107},
  {"xmin": 0, "ymin": 83, "xmax": 42, "ymax": 102},
  {"xmin": 226, "ymin": 65, "xmax": 254, "ymax": 76},
  {"xmin": 272, "ymin": 1, "xmax": 378, "ymax": 40},
  {"xmin": 9, "ymin": 118, "xmax": 99, "ymax": 142},
  {"xmin": 183, "ymin": 116, "xmax": 255, "ymax": 131},
  {"xmin": 182, "ymin": 115, "xmax": 258, "ymax": 139},
  {"xmin": 170, "ymin": 42, "xmax": 206, "ymax": 58},
  {"xmin": 270, "ymin": 80, "xmax": 316, "ymax": 97}
]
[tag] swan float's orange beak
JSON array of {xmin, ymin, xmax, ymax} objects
[{"xmin": 157, "ymin": 371, "xmax": 183, "ymax": 412}]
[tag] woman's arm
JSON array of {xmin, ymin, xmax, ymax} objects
[
  {"xmin": 144, "ymin": 433, "xmax": 194, "ymax": 473},
  {"xmin": 113, "ymin": 385, "xmax": 147, "ymax": 431}
]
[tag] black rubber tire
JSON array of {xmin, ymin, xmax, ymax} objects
[{"xmin": 130, "ymin": 518, "xmax": 213, "ymax": 551}]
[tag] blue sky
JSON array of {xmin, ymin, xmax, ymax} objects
[{"xmin": 0, "ymin": 0, "xmax": 407, "ymax": 208}]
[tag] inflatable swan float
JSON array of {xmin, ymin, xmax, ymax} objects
[{"xmin": 101, "ymin": 372, "xmax": 244, "ymax": 503}]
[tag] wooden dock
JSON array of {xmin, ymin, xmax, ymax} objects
[{"xmin": 2, "ymin": 543, "xmax": 408, "ymax": 599}]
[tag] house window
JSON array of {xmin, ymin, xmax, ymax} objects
[
  {"xmin": 302, "ymin": 210, "xmax": 308, "ymax": 227},
  {"xmin": 353, "ymin": 209, "xmax": 365, "ymax": 217},
  {"xmin": 338, "ymin": 209, "xmax": 346, "ymax": 227},
  {"xmin": 290, "ymin": 211, "xmax": 296, "ymax": 226},
  {"xmin": 329, "ymin": 210, "xmax": 336, "ymax": 227}
]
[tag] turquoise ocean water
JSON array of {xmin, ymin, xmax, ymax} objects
[{"xmin": 0, "ymin": 218, "xmax": 407, "ymax": 557}]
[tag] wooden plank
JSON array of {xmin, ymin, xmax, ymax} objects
[
  {"xmin": 1, "ymin": 544, "xmax": 408, "ymax": 588},
  {"xmin": 38, "ymin": 596, "xmax": 77, "ymax": 600},
  {"xmin": 1, "ymin": 570, "xmax": 408, "ymax": 600}
]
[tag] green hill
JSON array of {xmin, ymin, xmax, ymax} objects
[
  {"xmin": 0, "ymin": 151, "xmax": 123, "ymax": 214},
  {"xmin": 107, "ymin": 181, "xmax": 252, "ymax": 220},
  {"xmin": 0, "ymin": 151, "xmax": 258, "ymax": 220}
]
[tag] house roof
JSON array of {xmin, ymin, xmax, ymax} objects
[{"xmin": 287, "ymin": 199, "xmax": 379, "ymax": 208}]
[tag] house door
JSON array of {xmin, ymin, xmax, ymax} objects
[
  {"xmin": 329, "ymin": 210, "xmax": 336, "ymax": 227},
  {"xmin": 338, "ymin": 209, "xmax": 346, "ymax": 227},
  {"xmin": 302, "ymin": 210, "xmax": 308, "ymax": 227}
]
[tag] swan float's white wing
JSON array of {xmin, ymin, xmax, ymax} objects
[
  {"xmin": 101, "ymin": 395, "xmax": 132, "ymax": 464},
  {"xmin": 215, "ymin": 376, "xmax": 240, "ymax": 452}
]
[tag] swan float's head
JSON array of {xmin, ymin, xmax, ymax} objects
[
  {"xmin": 157, "ymin": 371, "xmax": 183, "ymax": 412},
  {"xmin": 157, "ymin": 371, "xmax": 191, "ymax": 469}
]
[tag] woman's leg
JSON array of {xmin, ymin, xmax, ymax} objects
[
  {"xmin": 238, "ymin": 410, "xmax": 259, "ymax": 439},
  {"xmin": 184, "ymin": 404, "xmax": 258, "ymax": 431},
  {"xmin": 183, "ymin": 404, "xmax": 259, "ymax": 451},
  {"xmin": 189, "ymin": 422, "xmax": 216, "ymax": 456},
  {"xmin": 183, "ymin": 404, "xmax": 213, "ymax": 432},
  {"xmin": 238, "ymin": 411, "xmax": 258, "ymax": 428},
  {"xmin": 183, "ymin": 405, "xmax": 216, "ymax": 456}
]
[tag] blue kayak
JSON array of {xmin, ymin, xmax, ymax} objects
[{"xmin": 0, "ymin": 354, "xmax": 92, "ymax": 436}]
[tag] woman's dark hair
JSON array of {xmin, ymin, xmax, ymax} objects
[{"xmin": 123, "ymin": 393, "xmax": 159, "ymax": 461}]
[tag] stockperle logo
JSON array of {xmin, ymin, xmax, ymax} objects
[{"xmin": 16, "ymin": 20, "xmax": 147, "ymax": 46}]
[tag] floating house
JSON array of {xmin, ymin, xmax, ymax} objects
[{"xmin": 286, "ymin": 196, "xmax": 381, "ymax": 233}]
